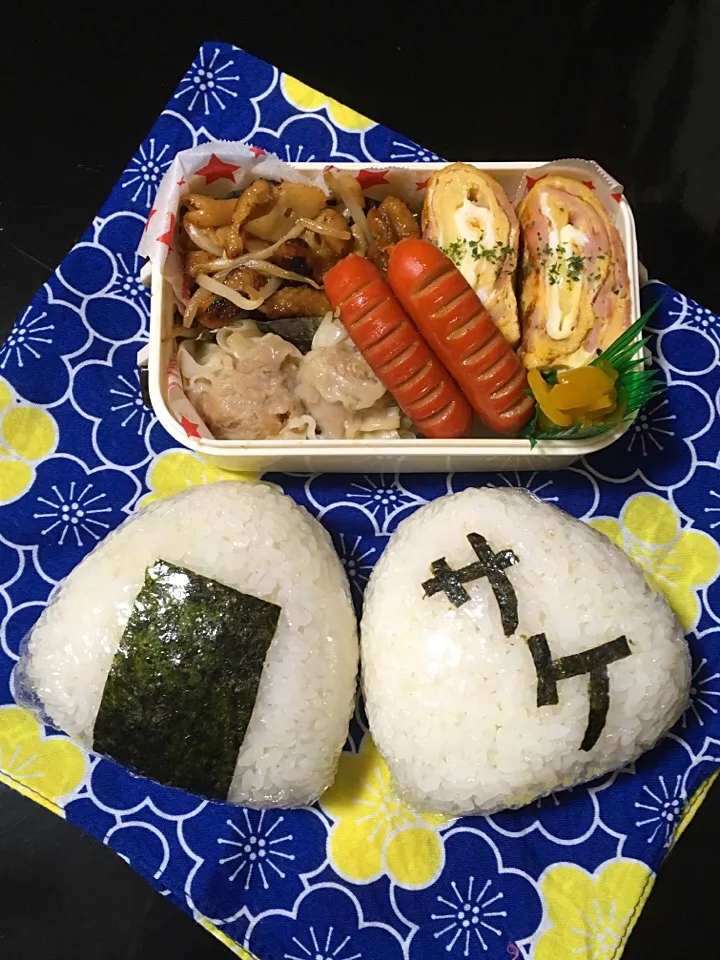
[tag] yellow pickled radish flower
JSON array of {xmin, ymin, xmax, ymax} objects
[
  {"xmin": 553, "ymin": 366, "xmax": 616, "ymax": 409},
  {"xmin": 528, "ymin": 366, "xmax": 618, "ymax": 428},
  {"xmin": 527, "ymin": 369, "xmax": 573, "ymax": 427}
]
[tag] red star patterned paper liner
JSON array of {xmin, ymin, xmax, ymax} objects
[
  {"xmin": 512, "ymin": 158, "xmax": 625, "ymax": 222},
  {"xmin": 166, "ymin": 358, "xmax": 214, "ymax": 441}
]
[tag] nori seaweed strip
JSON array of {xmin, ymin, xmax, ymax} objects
[
  {"xmin": 422, "ymin": 532, "xmax": 519, "ymax": 636},
  {"xmin": 254, "ymin": 316, "xmax": 322, "ymax": 354},
  {"xmin": 526, "ymin": 633, "xmax": 631, "ymax": 751},
  {"xmin": 527, "ymin": 633, "xmax": 559, "ymax": 706},
  {"xmin": 553, "ymin": 636, "xmax": 631, "ymax": 681},
  {"xmin": 582, "ymin": 668, "xmax": 610, "ymax": 752},
  {"xmin": 423, "ymin": 557, "xmax": 478, "ymax": 607},
  {"xmin": 94, "ymin": 560, "xmax": 280, "ymax": 799},
  {"xmin": 467, "ymin": 534, "xmax": 519, "ymax": 637}
]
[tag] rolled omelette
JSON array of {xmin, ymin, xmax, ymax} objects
[
  {"xmin": 422, "ymin": 163, "xmax": 521, "ymax": 347},
  {"xmin": 518, "ymin": 175, "xmax": 631, "ymax": 370}
]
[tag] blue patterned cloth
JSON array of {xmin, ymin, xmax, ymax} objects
[{"xmin": 1, "ymin": 41, "xmax": 720, "ymax": 960}]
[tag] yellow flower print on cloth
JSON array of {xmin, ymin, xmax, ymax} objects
[
  {"xmin": 281, "ymin": 75, "xmax": 374, "ymax": 132},
  {"xmin": 0, "ymin": 377, "xmax": 57, "ymax": 504},
  {"xmin": 0, "ymin": 706, "xmax": 86, "ymax": 817},
  {"xmin": 590, "ymin": 493, "xmax": 719, "ymax": 631},
  {"xmin": 321, "ymin": 735, "xmax": 447, "ymax": 888},
  {"xmin": 142, "ymin": 450, "xmax": 256, "ymax": 506},
  {"xmin": 536, "ymin": 859, "xmax": 654, "ymax": 960},
  {"xmin": 197, "ymin": 917, "xmax": 257, "ymax": 960}
]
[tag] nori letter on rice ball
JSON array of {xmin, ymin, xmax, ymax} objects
[{"xmin": 93, "ymin": 560, "xmax": 280, "ymax": 799}]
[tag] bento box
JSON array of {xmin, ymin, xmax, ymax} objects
[{"xmin": 147, "ymin": 160, "xmax": 641, "ymax": 474}]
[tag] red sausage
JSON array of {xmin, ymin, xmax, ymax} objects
[
  {"xmin": 387, "ymin": 239, "xmax": 535, "ymax": 434},
  {"xmin": 323, "ymin": 255, "xmax": 473, "ymax": 439}
]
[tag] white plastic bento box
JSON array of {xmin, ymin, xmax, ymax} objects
[{"xmin": 148, "ymin": 161, "xmax": 640, "ymax": 474}]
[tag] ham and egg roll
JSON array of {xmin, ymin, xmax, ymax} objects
[
  {"xmin": 422, "ymin": 163, "xmax": 521, "ymax": 346},
  {"xmin": 518, "ymin": 175, "xmax": 631, "ymax": 370}
]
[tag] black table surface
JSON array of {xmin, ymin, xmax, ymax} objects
[{"xmin": 1, "ymin": 4, "xmax": 719, "ymax": 957}]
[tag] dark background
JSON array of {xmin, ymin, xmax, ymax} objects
[{"xmin": 1, "ymin": 1, "xmax": 719, "ymax": 957}]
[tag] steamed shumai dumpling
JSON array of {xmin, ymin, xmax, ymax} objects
[{"xmin": 361, "ymin": 487, "xmax": 689, "ymax": 815}]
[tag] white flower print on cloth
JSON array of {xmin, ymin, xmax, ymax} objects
[
  {"xmin": 1, "ymin": 601, "xmax": 46, "ymax": 666},
  {"xmin": 56, "ymin": 210, "xmax": 150, "ymax": 308},
  {"xmin": 487, "ymin": 785, "xmax": 601, "ymax": 846},
  {"xmin": 57, "ymin": 242, "xmax": 116, "ymax": 299},
  {"xmin": 672, "ymin": 467, "xmax": 720, "ymax": 627},
  {"xmin": 116, "ymin": 111, "xmax": 198, "ymax": 214},
  {"xmin": 246, "ymin": 885, "xmax": 405, "ymax": 960},
  {"xmin": 633, "ymin": 774, "xmax": 686, "ymax": 846},
  {"xmin": 250, "ymin": 116, "xmax": 362, "ymax": 164},
  {"xmin": 587, "ymin": 381, "xmax": 712, "ymax": 488},
  {"xmin": 91, "ymin": 212, "xmax": 152, "ymax": 308},
  {"xmin": 595, "ymin": 737, "xmax": 697, "ymax": 860},
  {"xmin": 0, "ymin": 291, "xmax": 88, "ymax": 406},
  {"xmin": 54, "ymin": 212, "xmax": 152, "ymax": 345},
  {"xmin": 361, "ymin": 125, "xmax": 442, "ymax": 163},
  {"xmin": 0, "ymin": 539, "xmax": 21, "ymax": 591},
  {"xmin": 1, "ymin": 456, "xmax": 139, "ymax": 582},
  {"xmin": 302, "ymin": 472, "xmax": 446, "ymax": 535},
  {"xmin": 83, "ymin": 753, "xmax": 208, "ymax": 817},
  {"xmin": 182, "ymin": 805, "xmax": 328, "ymax": 923},
  {"xmin": 1, "ymin": 308, "xmax": 55, "ymax": 372},
  {"xmin": 682, "ymin": 635, "xmax": 720, "ymax": 729},
  {"xmin": 672, "ymin": 463, "xmax": 720, "ymax": 536},
  {"xmin": 68, "ymin": 212, "xmax": 152, "ymax": 341},
  {"xmin": 68, "ymin": 772, "xmax": 204, "ymax": 895},
  {"xmin": 393, "ymin": 828, "xmax": 542, "ymax": 959},
  {"xmin": 111, "ymin": 252, "xmax": 147, "ymax": 303},
  {"xmin": 72, "ymin": 342, "xmax": 155, "ymax": 469},
  {"xmin": 684, "ymin": 300, "xmax": 720, "ymax": 344},
  {"xmin": 654, "ymin": 284, "xmax": 720, "ymax": 345},
  {"xmin": 347, "ymin": 477, "xmax": 422, "ymax": 528},
  {"xmin": 122, "ymin": 139, "xmax": 174, "ymax": 207},
  {"xmin": 656, "ymin": 315, "xmax": 719, "ymax": 379},
  {"xmin": 175, "ymin": 45, "xmax": 244, "ymax": 115},
  {"xmin": 172, "ymin": 45, "xmax": 277, "ymax": 147},
  {"xmin": 332, "ymin": 532, "xmax": 377, "ymax": 607}
]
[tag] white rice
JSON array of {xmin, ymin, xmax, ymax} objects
[
  {"xmin": 17, "ymin": 481, "xmax": 358, "ymax": 807},
  {"xmin": 361, "ymin": 487, "xmax": 690, "ymax": 815}
]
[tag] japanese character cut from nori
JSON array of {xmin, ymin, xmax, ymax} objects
[
  {"xmin": 15, "ymin": 483, "xmax": 358, "ymax": 807},
  {"xmin": 361, "ymin": 487, "xmax": 690, "ymax": 815}
]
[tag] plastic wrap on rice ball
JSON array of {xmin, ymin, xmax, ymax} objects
[
  {"xmin": 15, "ymin": 482, "xmax": 358, "ymax": 808},
  {"xmin": 361, "ymin": 487, "xmax": 690, "ymax": 816}
]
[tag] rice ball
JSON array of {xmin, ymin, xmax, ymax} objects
[
  {"xmin": 361, "ymin": 487, "xmax": 690, "ymax": 815},
  {"xmin": 16, "ymin": 482, "xmax": 358, "ymax": 807}
]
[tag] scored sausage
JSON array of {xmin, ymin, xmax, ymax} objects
[
  {"xmin": 323, "ymin": 254, "xmax": 473, "ymax": 439},
  {"xmin": 387, "ymin": 238, "xmax": 535, "ymax": 434}
]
